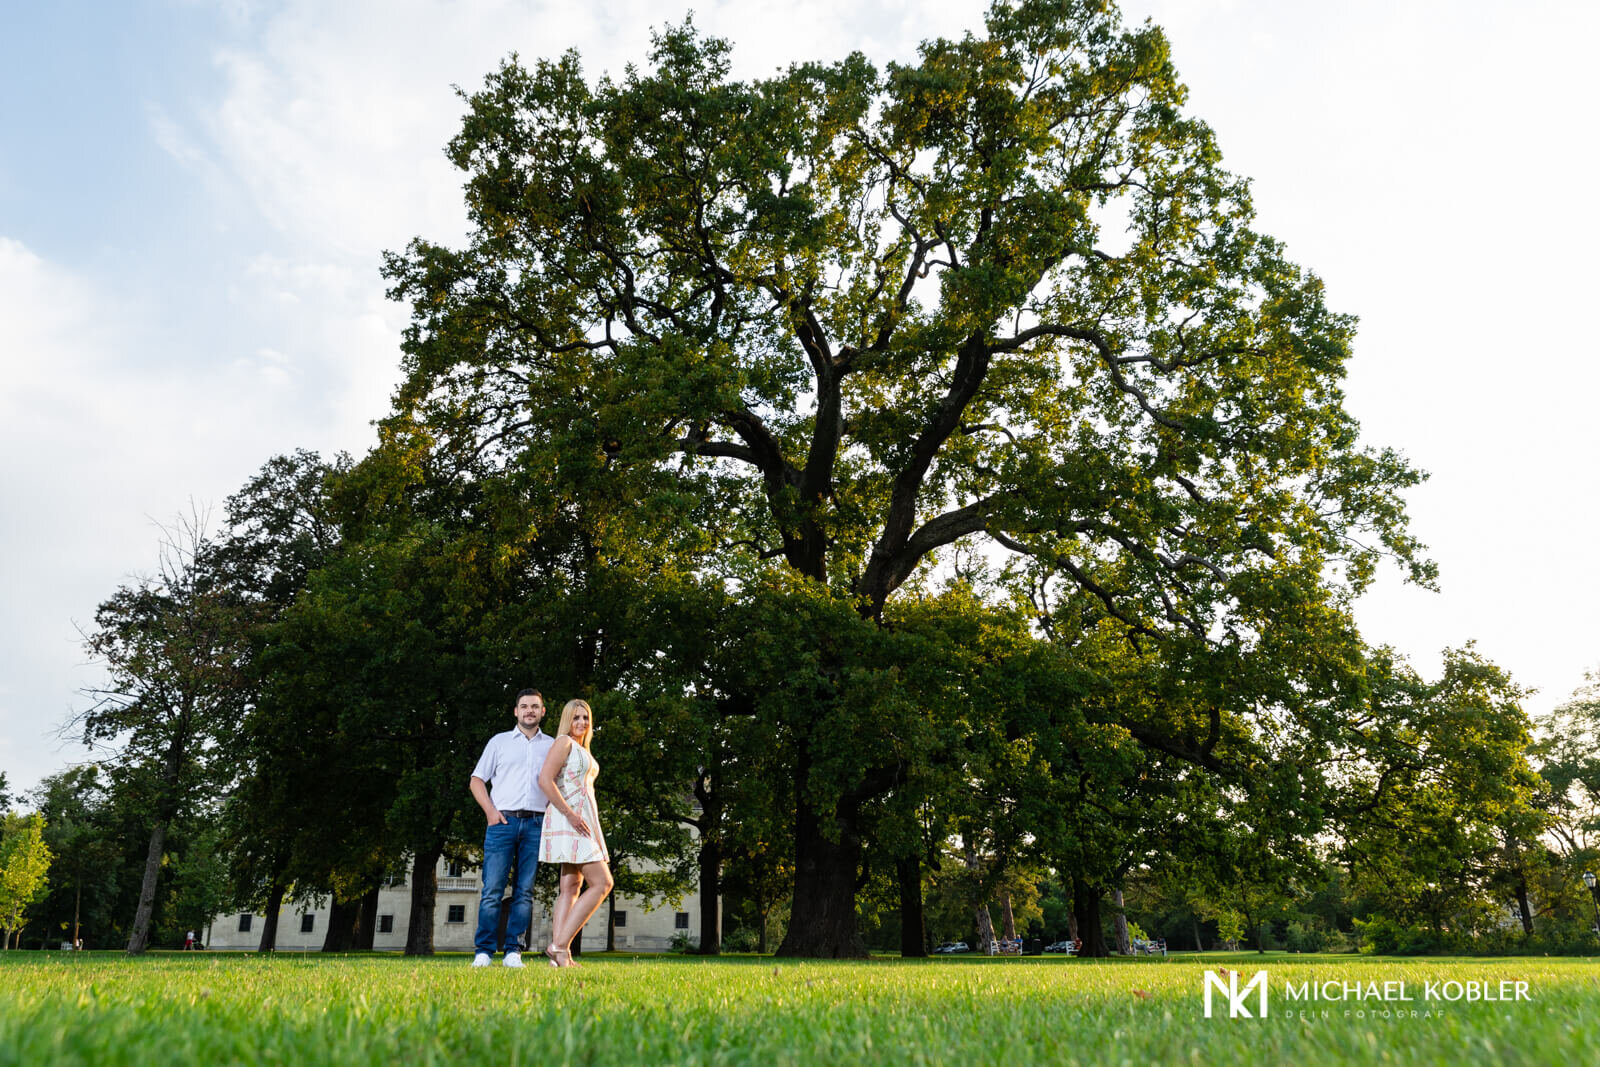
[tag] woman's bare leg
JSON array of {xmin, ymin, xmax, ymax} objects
[
  {"xmin": 552, "ymin": 860, "xmax": 613, "ymax": 960},
  {"xmin": 547, "ymin": 865, "xmax": 584, "ymax": 965}
]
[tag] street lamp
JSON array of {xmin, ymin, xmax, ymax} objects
[{"xmin": 1584, "ymin": 871, "xmax": 1600, "ymax": 937}]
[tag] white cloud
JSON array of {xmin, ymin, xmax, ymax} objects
[
  {"xmin": 0, "ymin": 235, "xmax": 403, "ymax": 791},
  {"xmin": 7, "ymin": 0, "xmax": 1599, "ymax": 796}
]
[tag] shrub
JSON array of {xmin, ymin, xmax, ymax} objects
[
  {"xmin": 721, "ymin": 927, "xmax": 760, "ymax": 953},
  {"xmin": 1283, "ymin": 923, "xmax": 1326, "ymax": 953}
]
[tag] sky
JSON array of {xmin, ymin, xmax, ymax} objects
[{"xmin": 3, "ymin": 0, "xmax": 1597, "ymax": 800}]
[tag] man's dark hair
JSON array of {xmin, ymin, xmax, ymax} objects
[{"xmin": 514, "ymin": 688, "xmax": 542, "ymax": 703}]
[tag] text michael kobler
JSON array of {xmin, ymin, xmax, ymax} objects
[{"xmin": 1203, "ymin": 971, "xmax": 1532, "ymax": 1019}]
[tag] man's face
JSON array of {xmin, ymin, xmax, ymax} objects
[{"xmin": 513, "ymin": 694, "xmax": 545, "ymax": 731}]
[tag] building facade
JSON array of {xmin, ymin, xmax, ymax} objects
[{"xmin": 206, "ymin": 854, "xmax": 706, "ymax": 953}]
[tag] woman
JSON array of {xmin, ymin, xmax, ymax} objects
[{"xmin": 537, "ymin": 698, "xmax": 614, "ymax": 967}]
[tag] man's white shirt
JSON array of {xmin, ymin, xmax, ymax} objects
[{"xmin": 472, "ymin": 728, "xmax": 555, "ymax": 811}]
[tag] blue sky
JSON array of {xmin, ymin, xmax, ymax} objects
[{"xmin": 3, "ymin": 0, "xmax": 1598, "ymax": 798}]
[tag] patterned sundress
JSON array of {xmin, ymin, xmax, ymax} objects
[{"xmin": 539, "ymin": 741, "xmax": 609, "ymax": 864}]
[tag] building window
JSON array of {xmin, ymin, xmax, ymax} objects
[
  {"xmin": 300, "ymin": 914, "xmax": 315, "ymax": 934},
  {"xmin": 675, "ymin": 912, "xmax": 690, "ymax": 930},
  {"xmin": 379, "ymin": 915, "xmax": 394, "ymax": 934},
  {"xmin": 613, "ymin": 911, "xmax": 627, "ymax": 928},
  {"xmin": 446, "ymin": 860, "xmax": 466, "ymax": 878},
  {"xmin": 238, "ymin": 914, "xmax": 253, "ymax": 933},
  {"xmin": 447, "ymin": 905, "xmax": 466, "ymax": 924}
]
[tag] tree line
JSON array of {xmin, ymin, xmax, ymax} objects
[{"xmin": 5, "ymin": 0, "xmax": 1598, "ymax": 958}]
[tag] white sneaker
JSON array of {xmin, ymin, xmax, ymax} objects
[
  {"xmin": 472, "ymin": 952, "xmax": 492, "ymax": 967},
  {"xmin": 504, "ymin": 951, "xmax": 525, "ymax": 968}
]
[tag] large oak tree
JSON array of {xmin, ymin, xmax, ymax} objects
[{"xmin": 383, "ymin": 0, "xmax": 1429, "ymax": 955}]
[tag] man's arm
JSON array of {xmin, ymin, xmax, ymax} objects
[{"xmin": 470, "ymin": 775, "xmax": 505, "ymax": 825}]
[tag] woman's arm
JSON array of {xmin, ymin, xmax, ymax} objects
[
  {"xmin": 538, "ymin": 737, "xmax": 583, "ymax": 822},
  {"xmin": 538, "ymin": 736, "xmax": 570, "ymax": 806}
]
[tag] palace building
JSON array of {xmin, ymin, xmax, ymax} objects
[{"xmin": 206, "ymin": 853, "xmax": 710, "ymax": 953}]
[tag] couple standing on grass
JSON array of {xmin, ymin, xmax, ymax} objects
[{"xmin": 467, "ymin": 689, "xmax": 612, "ymax": 968}]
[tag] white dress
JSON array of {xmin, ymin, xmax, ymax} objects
[{"xmin": 539, "ymin": 742, "xmax": 609, "ymax": 864}]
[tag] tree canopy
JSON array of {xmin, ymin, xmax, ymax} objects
[{"xmin": 380, "ymin": 0, "xmax": 1430, "ymax": 955}]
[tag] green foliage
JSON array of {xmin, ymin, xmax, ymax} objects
[
  {"xmin": 1211, "ymin": 908, "xmax": 1245, "ymax": 950},
  {"xmin": 167, "ymin": 825, "xmax": 230, "ymax": 947},
  {"xmin": 1337, "ymin": 647, "xmax": 1545, "ymax": 935},
  {"xmin": 26, "ymin": 767, "xmax": 121, "ymax": 950},
  {"xmin": 378, "ymin": 0, "xmax": 1432, "ymax": 954},
  {"xmin": 1532, "ymin": 670, "xmax": 1600, "ymax": 857},
  {"xmin": 0, "ymin": 813, "xmax": 52, "ymax": 948},
  {"xmin": 73, "ymin": 512, "xmax": 259, "ymax": 954},
  {"xmin": 720, "ymin": 926, "xmax": 761, "ymax": 952}
]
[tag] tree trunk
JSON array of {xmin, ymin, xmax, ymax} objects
[
  {"xmin": 1193, "ymin": 917, "xmax": 1203, "ymax": 951},
  {"xmin": 257, "ymin": 882, "xmax": 286, "ymax": 953},
  {"xmin": 322, "ymin": 897, "xmax": 359, "ymax": 951},
  {"xmin": 125, "ymin": 817, "xmax": 170, "ymax": 956},
  {"xmin": 1112, "ymin": 888, "xmax": 1130, "ymax": 954},
  {"xmin": 1514, "ymin": 879, "xmax": 1534, "ymax": 936},
  {"xmin": 1000, "ymin": 889, "xmax": 1018, "ymax": 941},
  {"xmin": 353, "ymin": 885, "xmax": 380, "ymax": 951},
  {"xmin": 1071, "ymin": 878, "xmax": 1108, "ymax": 958},
  {"xmin": 404, "ymin": 846, "xmax": 440, "ymax": 956},
  {"xmin": 974, "ymin": 902, "xmax": 995, "ymax": 953},
  {"xmin": 129, "ymin": 731, "xmax": 192, "ymax": 957},
  {"xmin": 1066, "ymin": 909, "xmax": 1079, "ymax": 942},
  {"xmin": 897, "ymin": 853, "xmax": 927, "ymax": 958},
  {"xmin": 694, "ymin": 826, "xmax": 723, "ymax": 955},
  {"xmin": 775, "ymin": 753, "xmax": 866, "ymax": 958}
]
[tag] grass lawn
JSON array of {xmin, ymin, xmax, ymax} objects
[{"xmin": 1, "ymin": 949, "xmax": 1595, "ymax": 1065}]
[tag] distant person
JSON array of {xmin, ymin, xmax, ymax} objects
[
  {"xmin": 184, "ymin": 930, "xmax": 195, "ymax": 951},
  {"xmin": 468, "ymin": 689, "xmax": 556, "ymax": 968},
  {"xmin": 537, "ymin": 698, "xmax": 613, "ymax": 968}
]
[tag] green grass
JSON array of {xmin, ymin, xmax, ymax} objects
[{"xmin": 1, "ymin": 950, "xmax": 1595, "ymax": 1065}]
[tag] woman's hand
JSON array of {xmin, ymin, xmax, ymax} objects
[{"xmin": 568, "ymin": 808, "xmax": 590, "ymax": 837}]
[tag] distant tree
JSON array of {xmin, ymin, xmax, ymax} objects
[
  {"xmin": 30, "ymin": 767, "xmax": 120, "ymax": 951},
  {"xmin": 170, "ymin": 823, "xmax": 231, "ymax": 948},
  {"xmin": 0, "ymin": 813, "xmax": 52, "ymax": 949},
  {"xmin": 210, "ymin": 451, "xmax": 349, "ymax": 952},
  {"xmin": 1212, "ymin": 908, "xmax": 1245, "ymax": 951},
  {"xmin": 74, "ymin": 512, "xmax": 255, "ymax": 955},
  {"xmin": 0, "ymin": 772, "xmax": 11, "ymax": 812},
  {"xmin": 1337, "ymin": 647, "xmax": 1542, "ymax": 941},
  {"xmin": 1532, "ymin": 671, "xmax": 1600, "ymax": 857}
]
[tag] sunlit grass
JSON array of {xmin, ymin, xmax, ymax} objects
[{"xmin": 1, "ymin": 950, "xmax": 1595, "ymax": 1065}]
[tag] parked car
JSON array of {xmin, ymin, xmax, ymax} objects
[
  {"xmin": 1043, "ymin": 940, "xmax": 1076, "ymax": 953},
  {"xmin": 934, "ymin": 941, "xmax": 969, "ymax": 954}
]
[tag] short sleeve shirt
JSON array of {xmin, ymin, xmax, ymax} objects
[{"xmin": 471, "ymin": 728, "xmax": 555, "ymax": 812}]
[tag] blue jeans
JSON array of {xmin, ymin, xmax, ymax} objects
[{"xmin": 474, "ymin": 814, "xmax": 542, "ymax": 954}]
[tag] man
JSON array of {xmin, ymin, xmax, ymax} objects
[{"xmin": 468, "ymin": 688, "xmax": 555, "ymax": 967}]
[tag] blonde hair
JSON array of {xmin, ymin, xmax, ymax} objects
[{"xmin": 555, "ymin": 698, "xmax": 593, "ymax": 750}]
